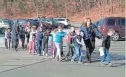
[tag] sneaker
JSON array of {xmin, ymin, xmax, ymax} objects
[
  {"xmin": 45, "ymin": 53, "xmax": 48, "ymax": 57},
  {"xmin": 15, "ymin": 48, "xmax": 18, "ymax": 52},
  {"xmin": 71, "ymin": 59, "xmax": 75, "ymax": 62},
  {"xmin": 100, "ymin": 62, "xmax": 106, "ymax": 66},
  {"xmin": 108, "ymin": 63, "xmax": 113, "ymax": 67},
  {"xmin": 37, "ymin": 54, "xmax": 41, "ymax": 56},
  {"xmin": 42, "ymin": 52, "xmax": 45, "ymax": 56},
  {"xmin": 78, "ymin": 61, "xmax": 83, "ymax": 64}
]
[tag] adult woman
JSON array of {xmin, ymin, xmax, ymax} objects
[{"xmin": 80, "ymin": 18, "xmax": 102, "ymax": 63}]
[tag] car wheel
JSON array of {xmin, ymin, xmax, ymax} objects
[
  {"xmin": 1, "ymin": 28, "xmax": 6, "ymax": 34},
  {"xmin": 111, "ymin": 32, "xmax": 120, "ymax": 41}
]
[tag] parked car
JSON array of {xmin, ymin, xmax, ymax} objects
[
  {"xmin": 0, "ymin": 19, "xmax": 13, "ymax": 34},
  {"xmin": 39, "ymin": 18, "xmax": 53, "ymax": 25},
  {"xmin": 52, "ymin": 18, "xmax": 71, "ymax": 28},
  {"xmin": 17, "ymin": 19, "xmax": 39, "ymax": 28},
  {"xmin": 97, "ymin": 17, "xmax": 125, "ymax": 41}
]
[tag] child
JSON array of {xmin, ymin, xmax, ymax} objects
[
  {"xmin": 64, "ymin": 26, "xmax": 76, "ymax": 60},
  {"xmin": 100, "ymin": 29, "xmax": 115, "ymax": 66},
  {"xmin": 29, "ymin": 26, "xmax": 36, "ymax": 55},
  {"xmin": 19, "ymin": 27, "xmax": 26, "ymax": 50},
  {"xmin": 25, "ymin": 26, "xmax": 31, "ymax": 49},
  {"xmin": 42, "ymin": 29, "xmax": 51, "ymax": 56},
  {"xmin": 50, "ymin": 28, "xmax": 58, "ymax": 57},
  {"xmin": 15, "ymin": 33, "xmax": 19, "ymax": 51},
  {"xmin": 36, "ymin": 27, "xmax": 44, "ymax": 56},
  {"xmin": 4, "ymin": 29, "xmax": 8, "ymax": 49},
  {"xmin": 55, "ymin": 26, "xmax": 67, "ymax": 61},
  {"xmin": 6, "ymin": 28, "xmax": 11, "ymax": 49},
  {"xmin": 71, "ymin": 29, "xmax": 85, "ymax": 63}
]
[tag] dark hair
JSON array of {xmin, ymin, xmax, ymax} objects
[
  {"xmin": 84, "ymin": 18, "xmax": 93, "ymax": 27},
  {"xmin": 58, "ymin": 23, "xmax": 64, "ymax": 28}
]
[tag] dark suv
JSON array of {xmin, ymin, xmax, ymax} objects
[{"xmin": 97, "ymin": 17, "xmax": 125, "ymax": 41}]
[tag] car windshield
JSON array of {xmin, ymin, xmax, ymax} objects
[{"xmin": 18, "ymin": 20, "xmax": 27, "ymax": 25}]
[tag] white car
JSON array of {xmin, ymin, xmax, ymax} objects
[
  {"xmin": 53, "ymin": 18, "xmax": 71, "ymax": 28},
  {"xmin": 0, "ymin": 19, "xmax": 11, "ymax": 34}
]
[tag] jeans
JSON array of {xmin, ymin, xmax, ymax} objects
[
  {"xmin": 37, "ymin": 40, "xmax": 42, "ymax": 54},
  {"xmin": 72, "ymin": 45, "xmax": 84, "ymax": 62},
  {"xmin": 43, "ymin": 41, "xmax": 48, "ymax": 54},
  {"xmin": 5, "ymin": 38, "xmax": 8, "ymax": 49},
  {"xmin": 65, "ymin": 44, "xmax": 74, "ymax": 59},
  {"xmin": 101, "ymin": 48, "xmax": 111, "ymax": 64},
  {"xmin": 21, "ymin": 38, "xmax": 25, "ymax": 49},
  {"xmin": 55, "ymin": 43, "xmax": 62, "ymax": 60}
]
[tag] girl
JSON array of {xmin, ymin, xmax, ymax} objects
[
  {"xmin": 55, "ymin": 26, "xmax": 67, "ymax": 61},
  {"xmin": 25, "ymin": 25, "xmax": 31, "ymax": 49},
  {"xmin": 50, "ymin": 28, "xmax": 58, "ymax": 57},
  {"xmin": 29, "ymin": 26, "xmax": 36, "ymax": 55}
]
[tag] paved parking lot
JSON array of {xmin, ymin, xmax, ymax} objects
[{"xmin": 0, "ymin": 36, "xmax": 125, "ymax": 77}]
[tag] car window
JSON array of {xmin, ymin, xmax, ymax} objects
[
  {"xmin": 107, "ymin": 19, "xmax": 115, "ymax": 26},
  {"xmin": 55, "ymin": 19, "xmax": 65, "ymax": 21},
  {"xmin": 118, "ymin": 18, "xmax": 125, "ymax": 26},
  {"xmin": 3, "ymin": 20, "xmax": 9, "ymax": 25}
]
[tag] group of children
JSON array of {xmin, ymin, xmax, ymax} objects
[{"xmin": 4, "ymin": 23, "xmax": 115, "ymax": 66}]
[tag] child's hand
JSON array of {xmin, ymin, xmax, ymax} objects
[
  {"xmin": 108, "ymin": 31, "xmax": 114, "ymax": 36},
  {"xmin": 108, "ymin": 29, "xmax": 115, "ymax": 36}
]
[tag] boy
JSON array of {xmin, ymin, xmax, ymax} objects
[
  {"xmin": 36, "ymin": 27, "xmax": 44, "ymax": 56},
  {"xmin": 71, "ymin": 29, "xmax": 85, "ymax": 63},
  {"xmin": 6, "ymin": 28, "xmax": 11, "ymax": 49},
  {"xmin": 100, "ymin": 29, "xmax": 115, "ymax": 66},
  {"xmin": 42, "ymin": 29, "xmax": 51, "ymax": 56},
  {"xmin": 64, "ymin": 26, "xmax": 75, "ymax": 61},
  {"xmin": 19, "ymin": 27, "xmax": 26, "ymax": 50},
  {"xmin": 4, "ymin": 29, "xmax": 8, "ymax": 49}
]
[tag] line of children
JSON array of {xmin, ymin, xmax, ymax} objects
[{"xmin": 4, "ymin": 22, "xmax": 115, "ymax": 66}]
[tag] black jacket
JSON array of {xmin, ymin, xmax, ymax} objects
[{"xmin": 102, "ymin": 35, "xmax": 111, "ymax": 49}]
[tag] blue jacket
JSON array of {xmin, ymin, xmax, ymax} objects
[
  {"xmin": 55, "ymin": 31, "xmax": 67, "ymax": 43},
  {"xmin": 37, "ymin": 31, "xmax": 44, "ymax": 41},
  {"xmin": 80, "ymin": 24, "xmax": 102, "ymax": 40}
]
